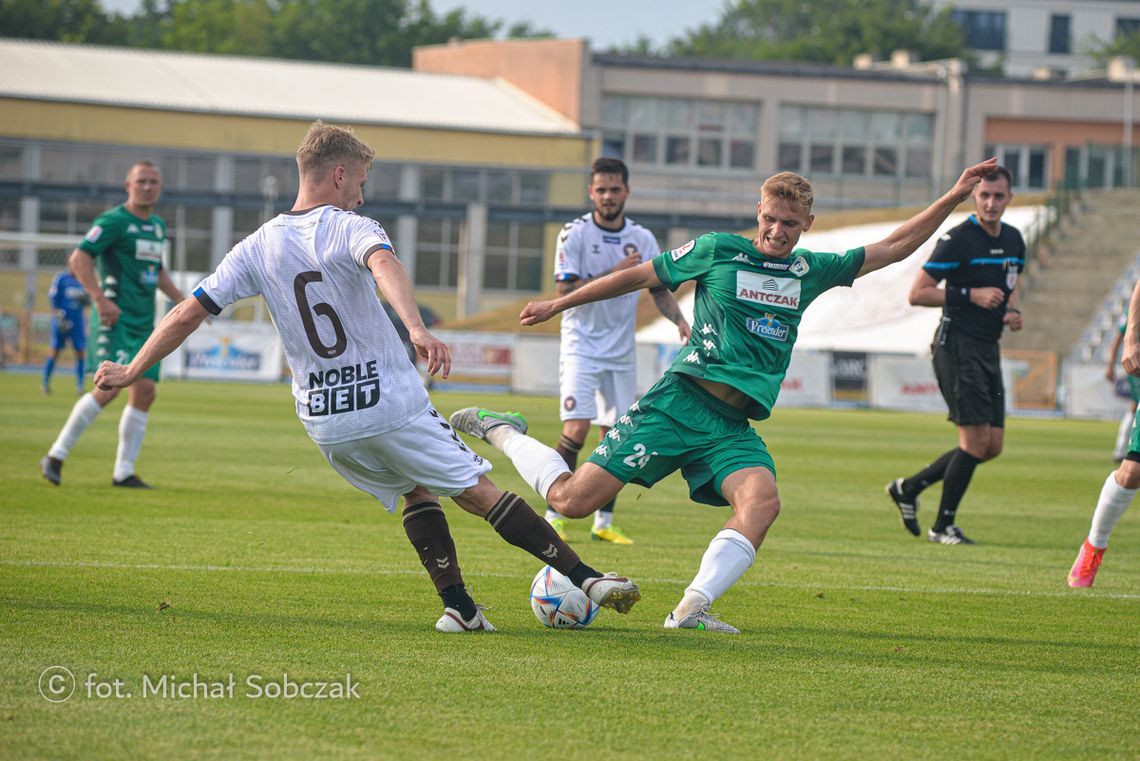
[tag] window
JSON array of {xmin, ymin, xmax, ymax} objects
[
  {"xmin": 1118, "ymin": 17, "xmax": 1140, "ymax": 37},
  {"xmin": 415, "ymin": 218, "xmax": 460, "ymax": 289},
  {"xmin": 365, "ymin": 164, "xmax": 401, "ymax": 203},
  {"xmin": 0, "ymin": 145, "xmax": 24, "ymax": 180},
  {"xmin": 1049, "ymin": 14, "xmax": 1071, "ymax": 54},
  {"xmin": 984, "ymin": 143, "xmax": 1050, "ymax": 191},
  {"xmin": 601, "ymin": 95, "xmax": 758, "ymax": 172},
  {"xmin": 951, "ymin": 10, "xmax": 1007, "ymax": 51},
  {"xmin": 779, "ymin": 105, "xmax": 933, "ymax": 180},
  {"xmin": 483, "ymin": 221, "xmax": 544, "ymax": 292}
]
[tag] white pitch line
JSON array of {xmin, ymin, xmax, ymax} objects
[{"xmin": 3, "ymin": 558, "xmax": 1139, "ymax": 600}]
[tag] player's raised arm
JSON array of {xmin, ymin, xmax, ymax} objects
[
  {"xmin": 858, "ymin": 158, "xmax": 997, "ymax": 278},
  {"xmin": 521, "ymin": 259, "xmax": 662, "ymax": 326},
  {"xmin": 93, "ymin": 296, "xmax": 210, "ymax": 389}
]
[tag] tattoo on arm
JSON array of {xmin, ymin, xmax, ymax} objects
[{"xmin": 651, "ymin": 286, "xmax": 683, "ymax": 324}]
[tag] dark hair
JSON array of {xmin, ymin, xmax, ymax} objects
[
  {"xmin": 983, "ymin": 165, "xmax": 1013, "ymax": 188},
  {"xmin": 590, "ymin": 157, "xmax": 629, "ymax": 185}
]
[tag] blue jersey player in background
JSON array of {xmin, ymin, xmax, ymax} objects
[{"xmin": 42, "ymin": 268, "xmax": 89, "ymax": 395}]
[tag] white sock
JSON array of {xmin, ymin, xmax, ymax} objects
[
  {"xmin": 48, "ymin": 393, "xmax": 104, "ymax": 460},
  {"xmin": 544, "ymin": 508, "xmax": 562, "ymax": 523},
  {"xmin": 593, "ymin": 511, "xmax": 612, "ymax": 530},
  {"xmin": 490, "ymin": 428, "xmax": 570, "ymax": 502},
  {"xmin": 1089, "ymin": 471, "xmax": 1136, "ymax": 548},
  {"xmin": 674, "ymin": 528, "xmax": 756, "ymax": 618},
  {"xmin": 1113, "ymin": 411, "xmax": 1134, "ymax": 460},
  {"xmin": 113, "ymin": 405, "xmax": 149, "ymax": 481}
]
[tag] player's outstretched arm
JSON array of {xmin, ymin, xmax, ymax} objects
[
  {"xmin": 521, "ymin": 260, "xmax": 662, "ymax": 326},
  {"xmin": 93, "ymin": 297, "xmax": 210, "ymax": 389},
  {"xmin": 367, "ymin": 246, "xmax": 450, "ymax": 378},
  {"xmin": 1122, "ymin": 281, "xmax": 1140, "ymax": 377},
  {"xmin": 649, "ymin": 286, "xmax": 691, "ymax": 342},
  {"xmin": 858, "ymin": 158, "xmax": 997, "ymax": 278}
]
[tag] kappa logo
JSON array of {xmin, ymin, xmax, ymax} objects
[
  {"xmin": 736, "ymin": 271, "xmax": 801, "ymax": 309},
  {"xmin": 618, "ymin": 414, "xmax": 633, "ymax": 426},
  {"xmin": 702, "ymin": 339, "xmax": 717, "ymax": 353},
  {"xmin": 670, "ymin": 240, "xmax": 696, "ymax": 261},
  {"xmin": 127, "ymin": 224, "xmax": 140, "ymax": 234},
  {"xmin": 700, "ymin": 323, "xmax": 718, "ymax": 336},
  {"xmin": 733, "ymin": 253, "xmax": 752, "ymax": 263},
  {"xmin": 541, "ymin": 544, "xmax": 558, "ymax": 559},
  {"xmin": 629, "ymin": 402, "xmax": 640, "ymax": 413},
  {"xmin": 790, "ymin": 256, "xmax": 810, "ymax": 277},
  {"xmin": 594, "ymin": 443, "xmax": 609, "ymax": 457},
  {"xmin": 682, "ymin": 351, "xmax": 701, "ymax": 364},
  {"xmin": 607, "ymin": 428, "xmax": 622, "ymax": 442}
]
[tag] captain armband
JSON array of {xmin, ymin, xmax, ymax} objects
[{"xmin": 945, "ymin": 286, "xmax": 971, "ymax": 307}]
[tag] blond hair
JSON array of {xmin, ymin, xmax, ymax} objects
[
  {"xmin": 296, "ymin": 120, "xmax": 374, "ymax": 179},
  {"xmin": 761, "ymin": 171, "xmax": 814, "ymax": 213}
]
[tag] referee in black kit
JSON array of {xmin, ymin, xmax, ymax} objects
[{"xmin": 885, "ymin": 165, "xmax": 1024, "ymax": 545}]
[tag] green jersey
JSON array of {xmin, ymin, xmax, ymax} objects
[
  {"xmin": 78, "ymin": 204, "xmax": 167, "ymax": 335},
  {"xmin": 652, "ymin": 232, "xmax": 865, "ymax": 420}
]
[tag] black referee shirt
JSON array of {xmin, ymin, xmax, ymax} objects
[{"xmin": 923, "ymin": 215, "xmax": 1025, "ymax": 343}]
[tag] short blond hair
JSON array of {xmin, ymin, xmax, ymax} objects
[
  {"xmin": 761, "ymin": 171, "xmax": 814, "ymax": 213},
  {"xmin": 296, "ymin": 120, "xmax": 374, "ymax": 179}
]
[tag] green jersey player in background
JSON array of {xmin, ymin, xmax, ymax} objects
[
  {"xmin": 40, "ymin": 161, "xmax": 185, "ymax": 488},
  {"xmin": 450, "ymin": 157, "xmax": 997, "ymax": 633}
]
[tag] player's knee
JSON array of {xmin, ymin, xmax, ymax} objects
[
  {"xmin": 547, "ymin": 476, "xmax": 595, "ymax": 519},
  {"xmin": 1116, "ymin": 461, "xmax": 1140, "ymax": 489}
]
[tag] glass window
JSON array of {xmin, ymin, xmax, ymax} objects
[
  {"xmin": 486, "ymin": 222, "xmax": 511, "ymax": 248},
  {"xmin": 873, "ymin": 147, "xmax": 898, "ymax": 177},
  {"xmin": 1028, "ymin": 148, "xmax": 1047, "ymax": 189},
  {"xmin": 0, "ymin": 145, "xmax": 23, "ymax": 180},
  {"xmin": 841, "ymin": 145, "xmax": 867, "ymax": 175},
  {"xmin": 729, "ymin": 103, "xmax": 757, "ymax": 134},
  {"xmin": 902, "ymin": 114, "xmax": 933, "ymax": 144},
  {"xmin": 517, "ymin": 222, "xmax": 543, "ymax": 249},
  {"xmin": 904, "ymin": 147, "xmax": 932, "ymax": 178},
  {"xmin": 41, "ymin": 146, "xmax": 98, "ymax": 184},
  {"xmin": 870, "ymin": 113, "xmax": 900, "ymax": 142},
  {"xmin": 780, "ymin": 106, "xmax": 804, "ymax": 137},
  {"xmin": 695, "ymin": 101, "xmax": 725, "ymax": 132},
  {"xmin": 486, "ymin": 170, "xmax": 513, "ymax": 203},
  {"xmin": 519, "ymin": 173, "xmax": 547, "ymax": 205},
  {"xmin": 632, "ymin": 134, "xmax": 658, "ymax": 163},
  {"xmin": 484, "ymin": 253, "xmax": 510, "ymax": 289},
  {"xmin": 1049, "ymin": 14, "xmax": 1071, "ymax": 54},
  {"xmin": 516, "ymin": 253, "xmax": 543, "ymax": 292},
  {"xmin": 184, "ymin": 155, "xmax": 217, "ymax": 191},
  {"xmin": 729, "ymin": 140, "xmax": 754, "ymax": 170},
  {"xmin": 665, "ymin": 99, "xmax": 694, "ymax": 129},
  {"xmin": 232, "ymin": 208, "xmax": 263, "ymax": 244},
  {"xmin": 666, "ymin": 136, "xmax": 690, "ymax": 165},
  {"xmin": 452, "ymin": 170, "xmax": 481, "ymax": 202},
  {"xmin": 697, "ymin": 138, "xmax": 722, "ymax": 167},
  {"xmin": 414, "ymin": 218, "xmax": 459, "ymax": 288},
  {"xmin": 1117, "ymin": 17, "xmax": 1140, "ymax": 37},
  {"xmin": 233, "ymin": 158, "xmax": 262, "ymax": 194},
  {"xmin": 420, "ymin": 168, "xmax": 446, "ymax": 201},
  {"xmin": 839, "ymin": 111, "xmax": 868, "ymax": 140},
  {"xmin": 951, "ymin": 10, "xmax": 1007, "ymax": 50},
  {"xmin": 778, "ymin": 142, "xmax": 802, "ymax": 172},
  {"xmin": 810, "ymin": 144, "xmax": 834, "ymax": 174},
  {"xmin": 601, "ymin": 95, "xmax": 628, "ymax": 127},
  {"xmin": 806, "ymin": 108, "xmax": 836, "ymax": 139},
  {"xmin": 630, "ymin": 98, "xmax": 660, "ymax": 128},
  {"xmin": 0, "ymin": 197, "xmax": 19, "ymax": 232},
  {"xmin": 366, "ymin": 164, "xmax": 401, "ymax": 203},
  {"xmin": 602, "ymin": 133, "xmax": 626, "ymax": 159}
]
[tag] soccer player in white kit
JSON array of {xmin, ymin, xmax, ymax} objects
[
  {"xmin": 544, "ymin": 158, "xmax": 690, "ymax": 543},
  {"xmin": 93, "ymin": 121, "xmax": 641, "ymax": 632}
]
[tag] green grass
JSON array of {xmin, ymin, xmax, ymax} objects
[{"xmin": 1, "ymin": 372, "xmax": 1137, "ymax": 760}]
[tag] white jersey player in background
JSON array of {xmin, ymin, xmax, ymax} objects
[
  {"xmin": 544, "ymin": 157, "xmax": 690, "ymax": 544},
  {"xmin": 93, "ymin": 121, "xmax": 641, "ymax": 632}
]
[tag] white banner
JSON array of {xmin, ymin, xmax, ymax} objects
[
  {"xmin": 163, "ymin": 321, "xmax": 283, "ymax": 382},
  {"xmin": 869, "ymin": 354, "xmax": 944, "ymax": 412},
  {"xmin": 1065, "ymin": 362, "xmax": 1133, "ymax": 420},
  {"xmin": 433, "ymin": 330, "xmax": 514, "ymax": 388},
  {"xmin": 512, "ymin": 334, "xmax": 560, "ymax": 395},
  {"xmin": 777, "ymin": 350, "xmax": 831, "ymax": 408}
]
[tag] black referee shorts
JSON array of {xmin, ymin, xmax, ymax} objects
[{"xmin": 932, "ymin": 330, "xmax": 1004, "ymax": 428}]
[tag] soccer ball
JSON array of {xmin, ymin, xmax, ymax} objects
[{"xmin": 529, "ymin": 565, "xmax": 599, "ymax": 629}]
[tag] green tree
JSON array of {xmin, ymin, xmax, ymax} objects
[
  {"xmin": 1083, "ymin": 31, "xmax": 1140, "ymax": 67},
  {"xmin": 661, "ymin": 0, "xmax": 967, "ymax": 66},
  {"xmin": 0, "ymin": 0, "xmax": 127, "ymax": 44}
]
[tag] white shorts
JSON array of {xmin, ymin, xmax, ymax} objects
[
  {"xmin": 559, "ymin": 354, "xmax": 637, "ymax": 427},
  {"xmin": 316, "ymin": 406, "xmax": 492, "ymax": 513}
]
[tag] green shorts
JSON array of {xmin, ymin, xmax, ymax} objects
[
  {"xmin": 87, "ymin": 323, "xmax": 161, "ymax": 382},
  {"xmin": 585, "ymin": 373, "xmax": 775, "ymax": 506}
]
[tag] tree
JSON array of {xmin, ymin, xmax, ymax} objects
[
  {"xmin": 660, "ymin": 0, "xmax": 967, "ymax": 66},
  {"xmin": 0, "ymin": 0, "xmax": 127, "ymax": 45}
]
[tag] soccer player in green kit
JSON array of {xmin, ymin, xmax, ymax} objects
[
  {"xmin": 40, "ymin": 161, "xmax": 185, "ymax": 488},
  {"xmin": 450, "ymin": 158, "xmax": 997, "ymax": 633}
]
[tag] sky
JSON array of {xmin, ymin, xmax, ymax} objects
[{"xmin": 97, "ymin": 0, "xmax": 725, "ymax": 51}]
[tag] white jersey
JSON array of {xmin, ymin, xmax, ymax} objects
[
  {"xmin": 194, "ymin": 205, "xmax": 428, "ymax": 445},
  {"xmin": 555, "ymin": 213, "xmax": 659, "ymax": 362}
]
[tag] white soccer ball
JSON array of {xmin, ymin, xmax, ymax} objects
[{"xmin": 529, "ymin": 565, "xmax": 599, "ymax": 629}]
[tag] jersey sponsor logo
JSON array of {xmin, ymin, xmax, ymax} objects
[
  {"xmin": 135, "ymin": 239, "xmax": 163, "ymax": 263},
  {"xmin": 736, "ymin": 271, "xmax": 801, "ymax": 309},
  {"xmin": 140, "ymin": 265, "xmax": 159, "ymax": 286},
  {"xmin": 186, "ymin": 336, "xmax": 262, "ymax": 372},
  {"xmin": 989, "ymin": 248, "xmax": 1004, "ymax": 254},
  {"xmin": 142, "ymin": 224, "xmax": 155, "ymax": 232},
  {"xmin": 760, "ymin": 258, "xmax": 788, "ymax": 269},
  {"xmin": 790, "ymin": 256, "xmax": 810, "ymax": 277},
  {"xmin": 603, "ymin": 235, "xmax": 622, "ymax": 244},
  {"xmin": 307, "ymin": 360, "xmax": 381, "ymax": 417},
  {"xmin": 84, "ymin": 225, "xmax": 103, "ymax": 243},
  {"xmin": 669, "ymin": 240, "xmax": 695, "ymax": 261},
  {"xmin": 746, "ymin": 314, "xmax": 790, "ymax": 342}
]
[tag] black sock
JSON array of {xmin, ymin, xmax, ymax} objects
[
  {"xmin": 401, "ymin": 500, "xmax": 464, "ymax": 593},
  {"xmin": 486, "ymin": 492, "xmax": 582, "ymax": 573},
  {"xmin": 556, "ymin": 435, "xmax": 583, "ymax": 470},
  {"xmin": 598, "ymin": 498, "xmax": 616, "ymax": 515},
  {"xmin": 902, "ymin": 449, "xmax": 957, "ymax": 497},
  {"xmin": 565, "ymin": 561, "xmax": 601, "ymax": 588},
  {"xmin": 933, "ymin": 449, "xmax": 981, "ymax": 532},
  {"xmin": 439, "ymin": 584, "xmax": 477, "ymax": 620}
]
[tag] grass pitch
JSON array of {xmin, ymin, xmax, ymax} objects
[{"xmin": 1, "ymin": 372, "xmax": 1137, "ymax": 760}]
